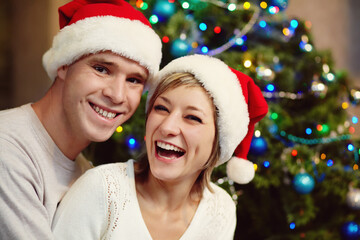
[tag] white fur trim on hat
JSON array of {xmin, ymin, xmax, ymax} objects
[
  {"xmin": 43, "ymin": 16, "xmax": 162, "ymax": 81},
  {"xmin": 226, "ymin": 156, "xmax": 255, "ymax": 184},
  {"xmin": 148, "ymin": 54, "xmax": 250, "ymax": 165}
]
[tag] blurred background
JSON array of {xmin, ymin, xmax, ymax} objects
[{"xmin": 1, "ymin": 0, "xmax": 360, "ymax": 239}]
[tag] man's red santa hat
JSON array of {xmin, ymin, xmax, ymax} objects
[
  {"xmin": 148, "ymin": 55, "xmax": 268, "ymax": 184},
  {"xmin": 43, "ymin": 0, "xmax": 162, "ymax": 82}
]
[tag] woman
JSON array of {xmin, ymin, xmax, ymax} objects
[{"xmin": 52, "ymin": 55, "xmax": 268, "ymax": 240}]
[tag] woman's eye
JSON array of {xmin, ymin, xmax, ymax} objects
[
  {"xmin": 154, "ymin": 105, "xmax": 169, "ymax": 112},
  {"xmin": 186, "ymin": 115, "xmax": 202, "ymax": 123},
  {"xmin": 93, "ymin": 65, "xmax": 108, "ymax": 74}
]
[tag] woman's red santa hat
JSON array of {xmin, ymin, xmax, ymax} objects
[
  {"xmin": 148, "ymin": 54, "xmax": 268, "ymax": 184},
  {"xmin": 43, "ymin": 0, "xmax": 162, "ymax": 82}
]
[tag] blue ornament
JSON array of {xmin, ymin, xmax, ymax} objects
[
  {"xmin": 153, "ymin": 0, "xmax": 176, "ymax": 19},
  {"xmin": 170, "ymin": 39, "xmax": 190, "ymax": 57},
  {"xmin": 249, "ymin": 136, "xmax": 268, "ymax": 156},
  {"xmin": 270, "ymin": 0, "xmax": 288, "ymax": 11},
  {"xmin": 341, "ymin": 221, "xmax": 360, "ymax": 240},
  {"xmin": 293, "ymin": 172, "xmax": 315, "ymax": 194},
  {"xmin": 268, "ymin": 124, "xmax": 278, "ymax": 135}
]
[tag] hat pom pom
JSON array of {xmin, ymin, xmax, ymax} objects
[{"xmin": 226, "ymin": 157, "xmax": 255, "ymax": 184}]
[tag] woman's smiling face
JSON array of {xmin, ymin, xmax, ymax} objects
[{"xmin": 145, "ymin": 85, "xmax": 216, "ymax": 184}]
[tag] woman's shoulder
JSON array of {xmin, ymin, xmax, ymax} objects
[
  {"xmin": 203, "ymin": 183, "xmax": 236, "ymax": 213},
  {"xmin": 209, "ymin": 183, "xmax": 235, "ymax": 203}
]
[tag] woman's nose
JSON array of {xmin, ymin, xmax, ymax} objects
[{"xmin": 159, "ymin": 113, "xmax": 181, "ymax": 136}]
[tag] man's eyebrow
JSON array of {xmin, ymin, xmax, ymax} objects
[
  {"xmin": 89, "ymin": 56, "xmax": 148, "ymax": 80},
  {"xmin": 88, "ymin": 57, "xmax": 113, "ymax": 66}
]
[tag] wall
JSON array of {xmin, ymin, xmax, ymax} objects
[{"xmin": 286, "ymin": 0, "xmax": 360, "ymax": 136}]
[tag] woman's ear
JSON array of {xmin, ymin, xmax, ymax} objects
[{"xmin": 57, "ymin": 65, "xmax": 68, "ymax": 81}]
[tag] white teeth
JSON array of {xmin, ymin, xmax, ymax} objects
[
  {"xmin": 157, "ymin": 141, "xmax": 183, "ymax": 152},
  {"xmin": 92, "ymin": 104, "xmax": 116, "ymax": 119}
]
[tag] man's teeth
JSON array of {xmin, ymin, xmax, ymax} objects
[
  {"xmin": 157, "ymin": 141, "xmax": 183, "ymax": 152},
  {"xmin": 92, "ymin": 105, "xmax": 116, "ymax": 119}
]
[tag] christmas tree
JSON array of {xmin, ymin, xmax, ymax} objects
[{"xmin": 84, "ymin": 0, "xmax": 360, "ymax": 239}]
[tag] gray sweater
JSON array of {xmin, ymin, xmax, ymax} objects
[{"xmin": 0, "ymin": 104, "xmax": 91, "ymax": 240}]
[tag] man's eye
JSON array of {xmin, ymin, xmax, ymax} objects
[
  {"xmin": 127, "ymin": 78, "xmax": 144, "ymax": 85},
  {"xmin": 154, "ymin": 105, "xmax": 169, "ymax": 112},
  {"xmin": 93, "ymin": 65, "xmax": 108, "ymax": 74},
  {"xmin": 186, "ymin": 115, "xmax": 202, "ymax": 123}
]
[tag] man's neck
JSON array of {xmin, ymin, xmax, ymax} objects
[{"xmin": 32, "ymin": 83, "xmax": 90, "ymax": 160}]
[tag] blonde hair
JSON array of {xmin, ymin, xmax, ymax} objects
[{"xmin": 135, "ymin": 72, "xmax": 220, "ymax": 196}]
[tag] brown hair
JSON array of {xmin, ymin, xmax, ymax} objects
[{"xmin": 135, "ymin": 72, "xmax": 220, "ymax": 197}]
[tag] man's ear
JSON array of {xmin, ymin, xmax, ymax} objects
[{"xmin": 57, "ymin": 65, "xmax": 68, "ymax": 81}]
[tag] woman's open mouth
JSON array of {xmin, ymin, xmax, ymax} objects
[{"xmin": 155, "ymin": 141, "xmax": 185, "ymax": 160}]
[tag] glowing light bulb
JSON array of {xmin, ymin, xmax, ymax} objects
[
  {"xmin": 263, "ymin": 161, "xmax": 270, "ymax": 168},
  {"xmin": 244, "ymin": 60, "xmax": 252, "ymax": 68},
  {"xmin": 235, "ymin": 38, "xmax": 244, "ymax": 45},
  {"xmin": 282, "ymin": 28, "xmax": 290, "ymax": 36},
  {"xmin": 260, "ymin": 1, "xmax": 267, "ymax": 9},
  {"xmin": 290, "ymin": 19, "xmax": 298, "ymax": 29},
  {"xmin": 116, "ymin": 126, "xmax": 123, "ymax": 133},
  {"xmin": 259, "ymin": 20, "xmax": 267, "ymax": 28},
  {"xmin": 304, "ymin": 43, "xmax": 313, "ymax": 52},
  {"xmin": 326, "ymin": 73, "xmax": 335, "ymax": 81},
  {"xmin": 228, "ymin": 3, "xmax": 236, "ymax": 11},
  {"xmin": 254, "ymin": 163, "xmax": 258, "ymax": 171},
  {"xmin": 243, "ymin": 2, "xmax": 251, "ymax": 10},
  {"xmin": 301, "ymin": 35, "xmax": 309, "ymax": 43},
  {"xmin": 128, "ymin": 138, "xmax": 136, "ymax": 148},
  {"xmin": 322, "ymin": 64, "xmax": 330, "ymax": 73},
  {"xmin": 149, "ymin": 15, "xmax": 158, "ymax": 24},
  {"xmin": 266, "ymin": 84, "xmax": 275, "ymax": 92},
  {"xmin": 201, "ymin": 46, "xmax": 208, "ymax": 53},
  {"xmin": 162, "ymin": 36, "xmax": 169, "ymax": 43},
  {"xmin": 354, "ymin": 164, "xmax": 359, "ymax": 170},
  {"xmin": 348, "ymin": 144, "xmax": 354, "ymax": 151},
  {"xmin": 352, "ymin": 116, "xmax": 359, "ymax": 124},
  {"xmin": 290, "ymin": 222, "xmax": 295, "ymax": 230},
  {"xmin": 140, "ymin": 2, "xmax": 148, "ymax": 10},
  {"xmin": 136, "ymin": 0, "xmax": 143, "ymax": 8},
  {"xmin": 214, "ymin": 26, "xmax": 221, "ymax": 34},
  {"xmin": 271, "ymin": 112, "xmax": 278, "ymax": 120},
  {"xmin": 327, "ymin": 159, "xmax": 334, "ymax": 167},
  {"xmin": 199, "ymin": 23, "xmax": 207, "ymax": 31},
  {"xmin": 182, "ymin": 1, "xmax": 190, "ymax": 9}
]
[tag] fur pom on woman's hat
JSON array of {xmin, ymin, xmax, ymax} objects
[
  {"xmin": 43, "ymin": 0, "xmax": 162, "ymax": 82},
  {"xmin": 148, "ymin": 55, "xmax": 268, "ymax": 184}
]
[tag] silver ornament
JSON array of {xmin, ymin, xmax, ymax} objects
[{"xmin": 346, "ymin": 188, "xmax": 360, "ymax": 210}]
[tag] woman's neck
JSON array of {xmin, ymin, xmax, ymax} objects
[
  {"xmin": 135, "ymin": 171, "xmax": 201, "ymax": 240},
  {"xmin": 136, "ymin": 170, "xmax": 200, "ymax": 212}
]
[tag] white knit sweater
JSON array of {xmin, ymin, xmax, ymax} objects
[{"xmin": 52, "ymin": 160, "xmax": 236, "ymax": 240}]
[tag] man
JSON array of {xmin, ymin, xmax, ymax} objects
[{"xmin": 0, "ymin": 0, "xmax": 162, "ymax": 239}]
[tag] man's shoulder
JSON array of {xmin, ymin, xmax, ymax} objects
[
  {"xmin": 0, "ymin": 104, "xmax": 35, "ymax": 145},
  {"xmin": 0, "ymin": 104, "xmax": 32, "ymax": 133}
]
